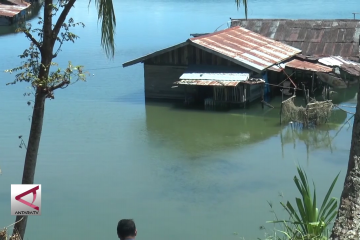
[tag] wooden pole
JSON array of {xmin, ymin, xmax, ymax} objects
[
  {"xmin": 311, "ymin": 72, "xmax": 314, "ymax": 94},
  {"xmin": 213, "ymin": 87, "xmax": 215, "ymax": 101},
  {"xmin": 261, "ymin": 84, "xmax": 264, "ymax": 109},
  {"xmin": 185, "ymin": 85, "xmax": 187, "ymax": 104},
  {"xmin": 307, "ymin": 89, "xmax": 310, "ymax": 104},
  {"xmin": 302, "ymin": 84, "xmax": 307, "ymax": 105},
  {"xmin": 244, "ymin": 87, "xmax": 247, "ymax": 109},
  {"xmin": 225, "ymin": 87, "xmax": 228, "ymax": 101},
  {"xmin": 280, "ymin": 90, "xmax": 283, "ymax": 125},
  {"xmin": 280, "ymin": 101, "xmax": 283, "ymax": 125}
]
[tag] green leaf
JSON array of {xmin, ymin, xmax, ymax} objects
[
  {"xmin": 325, "ymin": 211, "xmax": 338, "ymax": 227},
  {"xmin": 319, "ymin": 172, "xmax": 340, "ymax": 218},
  {"xmin": 295, "ymin": 197, "xmax": 307, "ymax": 223},
  {"xmin": 286, "ymin": 201, "xmax": 306, "ymax": 233},
  {"xmin": 313, "ymin": 181, "xmax": 318, "ymax": 220},
  {"xmin": 323, "ymin": 201, "xmax": 338, "ymax": 221}
]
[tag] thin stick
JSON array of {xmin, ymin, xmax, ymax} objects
[
  {"xmin": 282, "ymin": 95, "xmax": 296, "ymax": 104},
  {"xmin": 337, "ymin": 104, "xmax": 357, "ymax": 108},
  {"xmin": 6, "ymin": 217, "xmax": 24, "ymax": 229},
  {"xmin": 332, "ymin": 114, "xmax": 355, "ymax": 141},
  {"xmin": 265, "ymin": 83, "xmax": 302, "ymax": 91},
  {"xmin": 333, "ymin": 105, "xmax": 355, "ymax": 115},
  {"xmin": 261, "ymin": 100, "xmax": 274, "ymax": 108}
]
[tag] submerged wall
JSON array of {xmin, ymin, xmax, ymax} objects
[
  {"xmin": 142, "ymin": 44, "xmax": 251, "ymax": 100},
  {"xmin": 144, "ymin": 64, "xmax": 194, "ymax": 99}
]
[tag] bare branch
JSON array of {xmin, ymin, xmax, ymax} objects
[
  {"xmin": 51, "ymin": 0, "xmax": 76, "ymax": 46},
  {"xmin": 49, "ymin": 80, "xmax": 70, "ymax": 91},
  {"xmin": 23, "ymin": 31, "xmax": 42, "ymax": 51},
  {"xmin": 6, "ymin": 217, "xmax": 24, "ymax": 229}
]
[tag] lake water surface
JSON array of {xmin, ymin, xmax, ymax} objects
[{"xmin": 0, "ymin": 0, "xmax": 359, "ymax": 239}]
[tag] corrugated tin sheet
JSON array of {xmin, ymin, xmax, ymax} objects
[
  {"xmin": 341, "ymin": 64, "xmax": 360, "ymax": 77},
  {"xmin": 176, "ymin": 71, "xmax": 249, "ymax": 87},
  {"xmin": 175, "ymin": 79, "xmax": 242, "ymax": 86},
  {"xmin": 285, "ymin": 59, "xmax": 333, "ymax": 72},
  {"xmin": 189, "ymin": 27, "xmax": 302, "ymax": 72},
  {"xmin": 7, "ymin": 0, "xmax": 30, "ymax": 6},
  {"xmin": 0, "ymin": 1, "xmax": 30, "ymax": 17},
  {"xmin": 230, "ymin": 19, "xmax": 360, "ymax": 59},
  {"xmin": 180, "ymin": 72, "xmax": 250, "ymax": 81},
  {"xmin": 319, "ymin": 56, "xmax": 360, "ymax": 76},
  {"xmin": 318, "ymin": 56, "xmax": 358, "ymax": 66},
  {"xmin": 241, "ymin": 78, "xmax": 265, "ymax": 85}
]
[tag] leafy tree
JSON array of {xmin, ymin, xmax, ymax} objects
[{"xmin": 6, "ymin": 0, "xmax": 116, "ymax": 239}]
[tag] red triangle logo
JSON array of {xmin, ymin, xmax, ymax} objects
[{"xmin": 15, "ymin": 186, "xmax": 40, "ymax": 211}]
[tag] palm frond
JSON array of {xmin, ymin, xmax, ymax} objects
[
  {"xmin": 234, "ymin": 0, "xmax": 248, "ymax": 20},
  {"xmin": 89, "ymin": 0, "xmax": 116, "ymax": 58}
]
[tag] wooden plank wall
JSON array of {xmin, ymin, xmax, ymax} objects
[
  {"xmin": 144, "ymin": 64, "xmax": 196, "ymax": 99},
  {"xmin": 144, "ymin": 44, "xmax": 241, "ymax": 67},
  {"xmin": 143, "ymin": 44, "xmax": 251, "ymax": 99}
]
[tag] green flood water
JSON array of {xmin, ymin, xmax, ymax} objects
[{"xmin": 0, "ymin": 0, "xmax": 359, "ymax": 239}]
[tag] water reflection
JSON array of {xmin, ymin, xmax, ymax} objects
[
  {"xmin": 145, "ymin": 100, "xmax": 284, "ymax": 157},
  {"xmin": 144, "ymin": 93, "xmax": 351, "ymax": 159},
  {"xmin": 280, "ymin": 108, "xmax": 349, "ymax": 162},
  {"xmin": 330, "ymin": 84, "xmax": 358, "ymax": 104}
]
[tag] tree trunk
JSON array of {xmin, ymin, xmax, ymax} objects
[
  {"xmin": 13, "ymin": 90, "xmax": 46, "ymax": 239},
  {"xmin": 12, "ymin": 0, "xmax": 53, "ymax": 237},
  {"xmin": 331, "ymin": 84, "xmax": 360, "ymax": 239}
]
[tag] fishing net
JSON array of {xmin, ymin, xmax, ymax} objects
[
  {"xmin": 0, "ymin": 219, "xmax": 23, "ymax": 240},
  {"xmin": 281, "ymin": 97, "xmax": 333, "ymax": 127},
  {"xmin": 0, "ymin": 229, "xmax": 21, "ymax": 240}
]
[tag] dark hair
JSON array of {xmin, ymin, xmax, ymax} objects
[{"xmin": 117, "ymin": 219, "xmax": 136, "ymax": 239}]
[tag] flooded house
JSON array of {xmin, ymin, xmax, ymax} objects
[
  {"xmin": 123, "ymin": 26, "xmax": 302, "ymax": 108},
  {"xmin": 0, "ymin": 0, "xmax": 42, "ymax": 26},
  {"xmin": 230, "ymin": 19, "xmax": 360, "ymax": 91},
  {"xmin": 0, "ymin": 0, "xmax": 30, "ymax": 25}
]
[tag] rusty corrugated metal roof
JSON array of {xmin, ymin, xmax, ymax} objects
[
  {"xmin": 6, "ymin": 0, "xmax": 30, "ymax": 6},
  {"xmin": 0, "ymin": 1, "xmax": 30, "ymax": 17},
  {"xmin": 230, "ymin": 19, "xmax": 360, "ymax": 59},
  {"xmin": 189, "ymin": 27, "xmax": 302, "ymax": 72},
  {"xmin": 319, "ymin": 56, "xmax": 360, "ymax": 77},
  {"xmin": 341, "ymin": 64, "xmax": 360, "ymax": 77},
  {"xmin": 285, "ymin": 59, "xmax": 333, "ymax": 72},
  {"xmin": 319, "ymin": 56, "xmax": 358, "ymax": 66}
]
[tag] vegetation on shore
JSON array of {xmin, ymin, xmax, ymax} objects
[{"xmin": 260, "ymin": 166, "xmax": 339, "ymax": 240}]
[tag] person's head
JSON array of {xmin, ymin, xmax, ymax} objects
[{"xmin": 117, "ymin": 219, "xmax": 137, "ymax": 240}]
